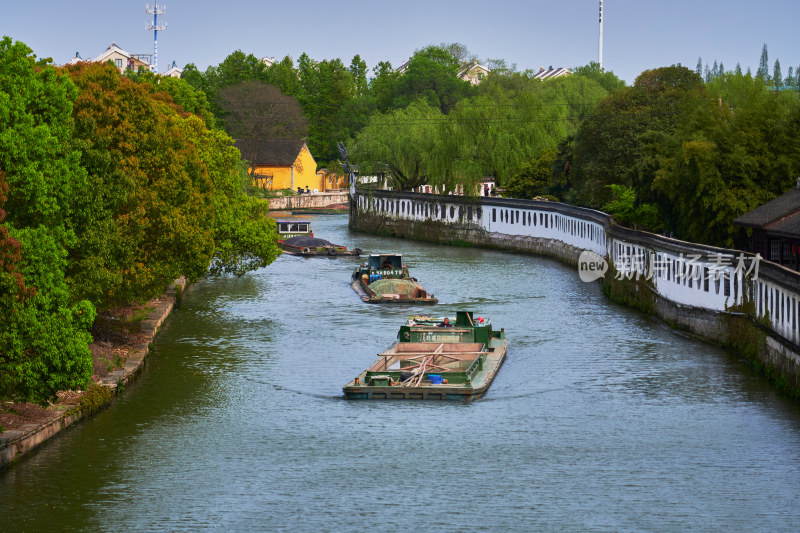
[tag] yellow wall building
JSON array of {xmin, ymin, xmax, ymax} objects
[
  {"xmin": 237, "ymin": 139, "xmax": 320, "ymax": 192},
  {"xmin": 316, "ymin": 168, "xmax": 348, "ymax": 191}
]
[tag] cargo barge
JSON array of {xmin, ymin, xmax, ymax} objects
[
  {"xmin": 277, "ymin": 220, "xmax": 362, "ymax": 257},
  {"xmin": 343, "ymin": 311, "xmax": 507, "ymax": 401}
]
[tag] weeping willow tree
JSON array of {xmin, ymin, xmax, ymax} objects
[
  {"xmin": 348, "ymin": 101, "xmax": 444, "ymax": 191},
  {"xmin": 347, "ymin": 72, "xmax": 609, "ymax": 196}
]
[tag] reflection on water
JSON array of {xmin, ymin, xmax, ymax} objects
[{"xmin": 3, "ymin": 214, "xmax": 800, "ymax": 531}]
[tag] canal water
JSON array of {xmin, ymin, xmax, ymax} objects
[{"xmin": 3, "ymin": 214, "xmax": 800, "ymax": 531}]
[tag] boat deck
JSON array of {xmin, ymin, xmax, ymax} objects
[
  {"xmin": 350, "ymin": 279, "xmax": 437, "ymax": 304},
  {"xmin": 343, "ymin": 338, "xmax": 507, "ymax": 400}
]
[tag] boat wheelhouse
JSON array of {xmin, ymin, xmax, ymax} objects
[
  {"xmin": 350, "ymin": 254, "xmax": 437, "ymax": 304},
  {"xmin": 276, "ymin": 220, "xmax": 312, "ymax": 239},
  {"xmin": 343, "ymin": 311, "xmax": 507, "ymax": 401}
]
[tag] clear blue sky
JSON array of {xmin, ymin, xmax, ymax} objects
[{"xmin": 2, "ymin": 0, "xmax": 798, "ymax": 84}]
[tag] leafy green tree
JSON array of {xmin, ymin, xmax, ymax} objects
[
  {"xmin": 189, "ymin": 50, "xmax": 271, "ymax": 118},
  {"xmin": 297, "ymin": 57, "xmax": 356, "ymax": 164},
  {"xmin": 757, "ymin": 43, "xmax": 770, "ymax": 84},
  {"xmin": 504, "ymin": 148, "xmax": 558, "ymax": 199},
  {"xmin": 0, "ymin": 37, "xmax": 95, "ymax": 404},
  {"xmin": 207, "ymin": 50, "xmax": 269, "ymax": 88},
  {"xmin": 67, "ymin": 62, "xmax": 281, "ymax": 305},
  {"xmin": 190, "ymin": 126, "xmax": 281, "ymax": 277},
  {"xmin": 0, "ymin": 172, "xmax": 31, "ymax": 305},
  {"xmin": 440, "ymin": 42, "xmax": 475, "ymax": 66},
  {"xmin": 485, "ymin": 58, "xmax": 515, "ymax": 76},
  {"xmin": 773, "ymin": 59, "xmax": 783, "ymax": 89},
  {"xmin": 351, "ymin": 69, "xmax": 608, "ymax": 195},
  {"xmin": 600, "ymin": 184, "xmax": 662, "ymax": 230},
  {"xmin": 130, "ymin": 70, "xmax": 217, "ymax": 127},
  {"xmin": 180, "ymin": 62, "xmax": 209, "ymax": 93},
  {"xmin": 349, "ymin": 55, "xmax": 368, "ymax": 97},
  {"xmin": 68, "ymin": 62, "xmax": 211, "ymax": 302},
  {"xmin": 264, "ymin": 56, "xmax": 301, "ymax": 97},
  {"xmin": 369, "ymin": 61, "xmax": 398, "ymax": 112},
  {"xmin": 450, "ymin": 74, "xmax": 607, "ymax": 188},
  {"xmin": 567, "ymin": 66, "xmax": 703, "ymax": 209},
  {"xmin": 334, "ymin": 94, "xmax": 377, "ymax": 145},
  {"xmin": 578, "ymin": 69, "xmax": 800, "ymax": 246},
  {"xmin": 572, "ymin": 62, "xmax": 627, "ymax": 92},
  {"xmin": 217, "ymin": 80, "xmax": 308, "ymax": 146},
  {"xmin": 348, "ymin": 101, "xmax": 443, "ymax": 190},
  {"xmin": 393, "ymin": 45, "xmax": 474, "ymax": 113}
]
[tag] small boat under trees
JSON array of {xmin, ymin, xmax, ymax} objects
[
  {"xmin": 343, "ymin": 311, "xmax": 507, "ymax": 401},
  {"xmin": 350, "ymin": 254, "xmax": 437, "ymax": 303},
  {"xmin": 276, "ymin": 220, "xmax": 362, "ymax": 257}
]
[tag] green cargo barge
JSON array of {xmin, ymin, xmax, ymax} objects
[{"xmin": 343, "ymin": 311, "xmax": 507, "ymax": 401}]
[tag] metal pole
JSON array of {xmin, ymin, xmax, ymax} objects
[
  {"xmin": 599, "ymin": 0, "xmax": 604, "ymax": 70},
  {"xmin": 154, "ymin": 9, "xmax": 158, "ymax": 73}
]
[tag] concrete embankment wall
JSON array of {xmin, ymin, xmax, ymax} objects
[
  {"xmin": 267, "ymin": 191, "xmax": 348, "ymax": 211},
  {"xmin": 350, "ymin": 189, "xmax": 800, "ymax": 395},
  {"xmin": 0, "ymin": 278, "xmax": 188, "ymax": 470}
]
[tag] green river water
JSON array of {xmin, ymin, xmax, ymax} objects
[{"xmin": 2, "ymin": 214, "xmax": 800, "ymax": 531}]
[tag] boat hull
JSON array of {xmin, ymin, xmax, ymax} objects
[
  {"xmin": 343, "ymin": 339, "xmax": 506, "ymax": 401},
  {"xmin": 281, "ymin": 243, "xmax": 361, "ymax": 257}
]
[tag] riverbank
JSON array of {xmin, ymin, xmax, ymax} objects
[{"xmin": 0, "ymin": 277, "xmax": 188, "ymax": 470}]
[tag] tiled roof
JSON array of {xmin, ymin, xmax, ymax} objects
[
  {"xmin": 733, "ymin": 187, "xmax": 800, "ymax": 230},
  {"xmin": 533, "ymin": 67, "xmax": 571, "ymax": 80},
  {"xmin": 769, "ymin": 212, "xmax": 800, "ymax": 239},
  {"xmin": 235, "ymin": 139, "xmax": 307, "ymax": 166}
]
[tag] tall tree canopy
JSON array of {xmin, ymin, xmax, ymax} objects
[
  {"xmin": 348, "ymin": 71, "xmax": 609, "ymax": 193},
  {"xmin": 217, "ymin": 80, "xmax": 308, "ymax": 153},
  {"xmin": 393, "ymin": 45, "xmax": 474, "ymax": 113},
  {"xmin": 566, "ymin": 65, "xmax": 800, "ymax": 246},
  {"xmin": 67, "ymin": 62, "xmax": 281, "ymax": 306},
  {"xmin": 0, "ymin": 38, "xmax": 95, "ymax": 404}
]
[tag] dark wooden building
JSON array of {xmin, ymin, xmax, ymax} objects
[{"xmin": 733, "ymin": 182, "xmax": 800, "ymax": 271}]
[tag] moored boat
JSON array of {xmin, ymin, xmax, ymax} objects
[
  {"xmin": 277, "ymin": 220, "xmax": 362, "ymax": 257},
  {"xmin": 350, "ymin": 254, "xmax": 437, "ymax": 303},
  {"xmin": 343, "ymin": 311, "xmax": 507, "ymax": 401}
]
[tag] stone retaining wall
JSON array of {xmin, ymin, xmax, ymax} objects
[
  {"xmin": 0, "ymin": 277, "xmax": 188, "ymax": 470},
  {"xmin": 267, "ymin": 191, "xmax": 348, "ymax": 211}
]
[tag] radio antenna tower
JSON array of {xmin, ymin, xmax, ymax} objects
[
  {"xmin": 145, "ymin": 3, "xmax": 167, "ymax": 73},
  {"xmin": 598, "ymin": 0, "xmax": 604, "ymax": 70}
]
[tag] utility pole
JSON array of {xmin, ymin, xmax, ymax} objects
[
  {"xmin": 598, "ymin": 0, "xmax": 604, "ymax": 70},
  {"xmin": 145, "ymin": 3, "xmax": 167, "ymax": 73}
]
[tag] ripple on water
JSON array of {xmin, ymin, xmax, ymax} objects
[{"xmin": 3, "ymin": 214, "xmax": 800, "ymax": 531}]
